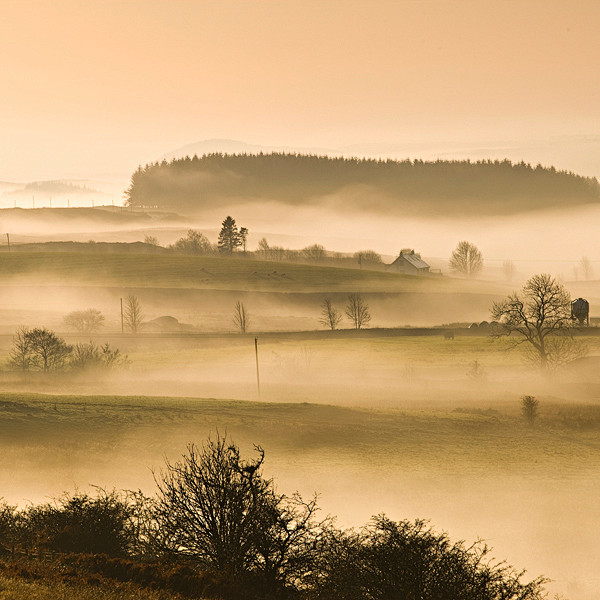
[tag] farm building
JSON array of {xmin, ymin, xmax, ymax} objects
[{"xmin": 387, "ymin": 251, "xmax": 430, "ymax": 275}]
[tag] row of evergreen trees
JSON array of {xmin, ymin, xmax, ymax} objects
[{"xmin": 125, "ymin": 152, "xmax": 600, "ymax": 214}]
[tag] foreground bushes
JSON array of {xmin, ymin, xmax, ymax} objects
[{"xmin": 0, "ymin": 435, "xmax": 549, "ymax": 600}]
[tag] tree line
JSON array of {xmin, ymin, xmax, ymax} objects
[
  {"xmin": 0, "ymin": 434, "xmax": 548, "ymax": 600},
  {"xmin": 162, "ymin": 217, "xmax": 385, "ymax": 270},
  {"xmin": 125, "ymin": 152, "xmax": 600, "ymax": 216}
]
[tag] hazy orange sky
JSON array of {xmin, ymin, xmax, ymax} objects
[{"xmin": 1, "ymin": 0, "xmax": 599, "ymax": 180}]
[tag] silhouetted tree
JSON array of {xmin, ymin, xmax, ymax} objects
[
  {"xmin": 320, "ymin": 298, "xmax": 342, "ymax": 330},
  {"xmin": 491, "ymin": 273, "xmax": 586, "ymax": 369},
  {"xmin": 124, "ymin": 295, "xmax": 144, "ymax": 333},
  {"xmin": 218, "ymin": 216, "xmax": 242, "ymax": 254},
  {"xmin": 15, "ymin": 328, "xmax": 73, "ymax": 372},
  {"xmin": 9, "ymin": 326, "xmax": 32, "ymax": 370},
  {"xmin": 153, "ymin": 434, "xmax": 324, "ymax": 589},
  {"xmin": 345, "ymin": 293, "xmax": 371, "ymax": 329},
  {"xmin": 63, "ymin": 308, "xmax": 105, "ymax": 333},
  {"xmin": 521, "ymin": 395, "xmax": 539, "ymax": 426},
  {"xmin": 233, "ymin": 301, "xmax": 249, "ymax": 333},
  {"xmin": 449, "ymin": 241, "xmax": 483, "ymax": 277},
  {"xmin": 239, "ymin": 227, "xmax": 249, "ymax": 253}
]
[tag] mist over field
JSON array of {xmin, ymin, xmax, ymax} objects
[
  {"xmin": 2, "ymin": 1, "xmax": 600, "ymax": 598},
  {"xmin": 0, "ymin": 228, "xmax": 599, "ymax": 598}
]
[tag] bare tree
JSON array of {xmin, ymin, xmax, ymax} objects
[
  {"xmin": 301, "ymin": 244, "xmax": 326, "ymax": 262},
  {"xmin": 580, "ymin": 256, "xmax": 593, "ymax": 281},
  {"xmin": 63, "ymin": 308, "xmax": 105, "ymax": 333},
  {"xmin": 233, "ymin": 301, "xmax": 249, "ymax": 333},
  {"xmin": 521, "ymin": 395, "xmax": 539, "ymax": 426},
  {"xmin": 502, "ymin": 260, "xmax": 516, "ymax": 282},
  {"xmin": 345, "ymin": 293, "xmax": 371, "ymax": 329},
  {"xmin": 124, "ymin": 295, "xmax": 144, "ymax": 333},
  {"xmin": 320, "ymin": 298, "xmax": 342, "ymax": 330},
  {"xmin": 153, "ymin": 434, "xmax": 325, "ymax": 585},
  {"xmin": 12, "ymin": 328, "xmax": 73, "ymax": 372},
  {"xmin": 491, "ymin": 273, "xmax": 586, "ymax": 369},
  {"xmin": 144, "ymin": 234, "xmax": 159, "ymax": 246},
  {"xmin": 354, "ymin": 250, "xmax": 382, "ymax": 269},
  {"xmin": 9, "ymin": 326, "xmax": 32, "ymax": 371},
  {"xmin": 171, "ymin": 230, "xmax": 213, "ymax": 255},
  {"xmin": 449, "ymin": 241, "xmax": 483, "ymax": 277}
]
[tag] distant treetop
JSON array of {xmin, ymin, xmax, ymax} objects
[{"xmin": 125, "ymin": 153, "xmax": 600, "ymax": 216}]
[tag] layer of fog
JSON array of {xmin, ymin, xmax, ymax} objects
[
  {"xmin": 1, "ymin": 199, "xmax": 599, "ymax": 599},
  {"xmin": 0, "ymin": 377, "xmax": 598, "ymax": 600},
  {"xmin": 2, "ymin": 201, "xmax": 599, "ymax": 284}
]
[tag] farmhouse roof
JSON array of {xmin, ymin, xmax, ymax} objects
[{"xmin": 392, "ymin": 252, "xmax": 430, "ymax": 270}]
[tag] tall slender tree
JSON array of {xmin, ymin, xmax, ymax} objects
[{"xmin": 218, "ymin": 216, "xmax": 242, "ymax": 254}]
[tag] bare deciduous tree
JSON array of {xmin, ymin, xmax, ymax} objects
[
  {"xmin": 11, "ymin": 327, "xmax": 72, "ymax": 372},
  {"xmin": 233, "ymin": 301, "xmax": 249, "ymax": 333},
  {"xmin": 9, "ymin": 326, "xmax": 32, "ymax": 371},
  {"xmin": 144, "ymin": 234, "xmax": 159, "ymax": 246},
  {"xmin": 319, "ymin": 298, "xmax": 342, "ymax": 330},
  {"xmin": 124, "ymin": 295, "xmax": 144, "ymax": 333},
  {"xmin": 491, "ymin": 273, "xmax": 586, "ymax": 369},
  {"xmin": 354, "ymin": 250, "xmax": 382, "ymax": 269},
  {"xmin": 449, "ymin": 241, "xmax": 483, "ymax": 277},
  {"xmin": 301, "ymin": 244, "xmax": 326, "ymax": 262},
  {"xmin": 153, "ymin": 434, "xmax": 325, "ymax": 586},
  {"xmin": 345, "ymin": 293, "xmax": 371, "ymax": 329},
  {"xmin": 63, "ymin": 308, "xmax": 105, "ymax": 333}
]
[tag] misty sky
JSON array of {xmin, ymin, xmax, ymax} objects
[{"xmin": 1, "ymin": 0, "xmax": 599, "ymax": 180}]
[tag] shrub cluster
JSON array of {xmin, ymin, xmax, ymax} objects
[
  {"xmin": 8, "ymin": 327, "xmax": 128, "ymax": 373},
  {"xmin": 0, "ymin": 436, "xmax": 548, "ymax": 600}
]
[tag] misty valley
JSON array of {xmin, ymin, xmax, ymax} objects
[{"xmin": 0, "ymin": 156, "xmax": 599, "ymax": 600}]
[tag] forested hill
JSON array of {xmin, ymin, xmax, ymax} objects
[{"xmin": 125, "ymin": 153, "xmax": 600, "ymax": 216}]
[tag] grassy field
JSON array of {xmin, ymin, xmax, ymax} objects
[
  {"xmin": 0, "ymin": 575, "xmax": 181, "ymax": 600},
  {"xmin": 0, "ymin": 251, "xmax": 508, "ymax": 294},
  {"xmin": 0, "ymin": 391, "xmax": 599, "ymax": 599}
]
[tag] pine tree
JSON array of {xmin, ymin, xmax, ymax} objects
[{"xmin": 218, "ymin": 216, "xmax": 242, "ymax": 254}]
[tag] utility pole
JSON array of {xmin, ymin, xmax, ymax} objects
[
  {"xmin": 254, "ymin": 336, "xmax": 261, "ymax": 397},
  {"xmin": 32, "ymin": 196, "xmax": 35, "ymax": 209},
  {"xmin": 120, "ymin": 298, "xmax": 124, "ymax": 334},
  {"xmin": 6, "ymin": 233, "xmax": 10, "ymax": 252}
]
